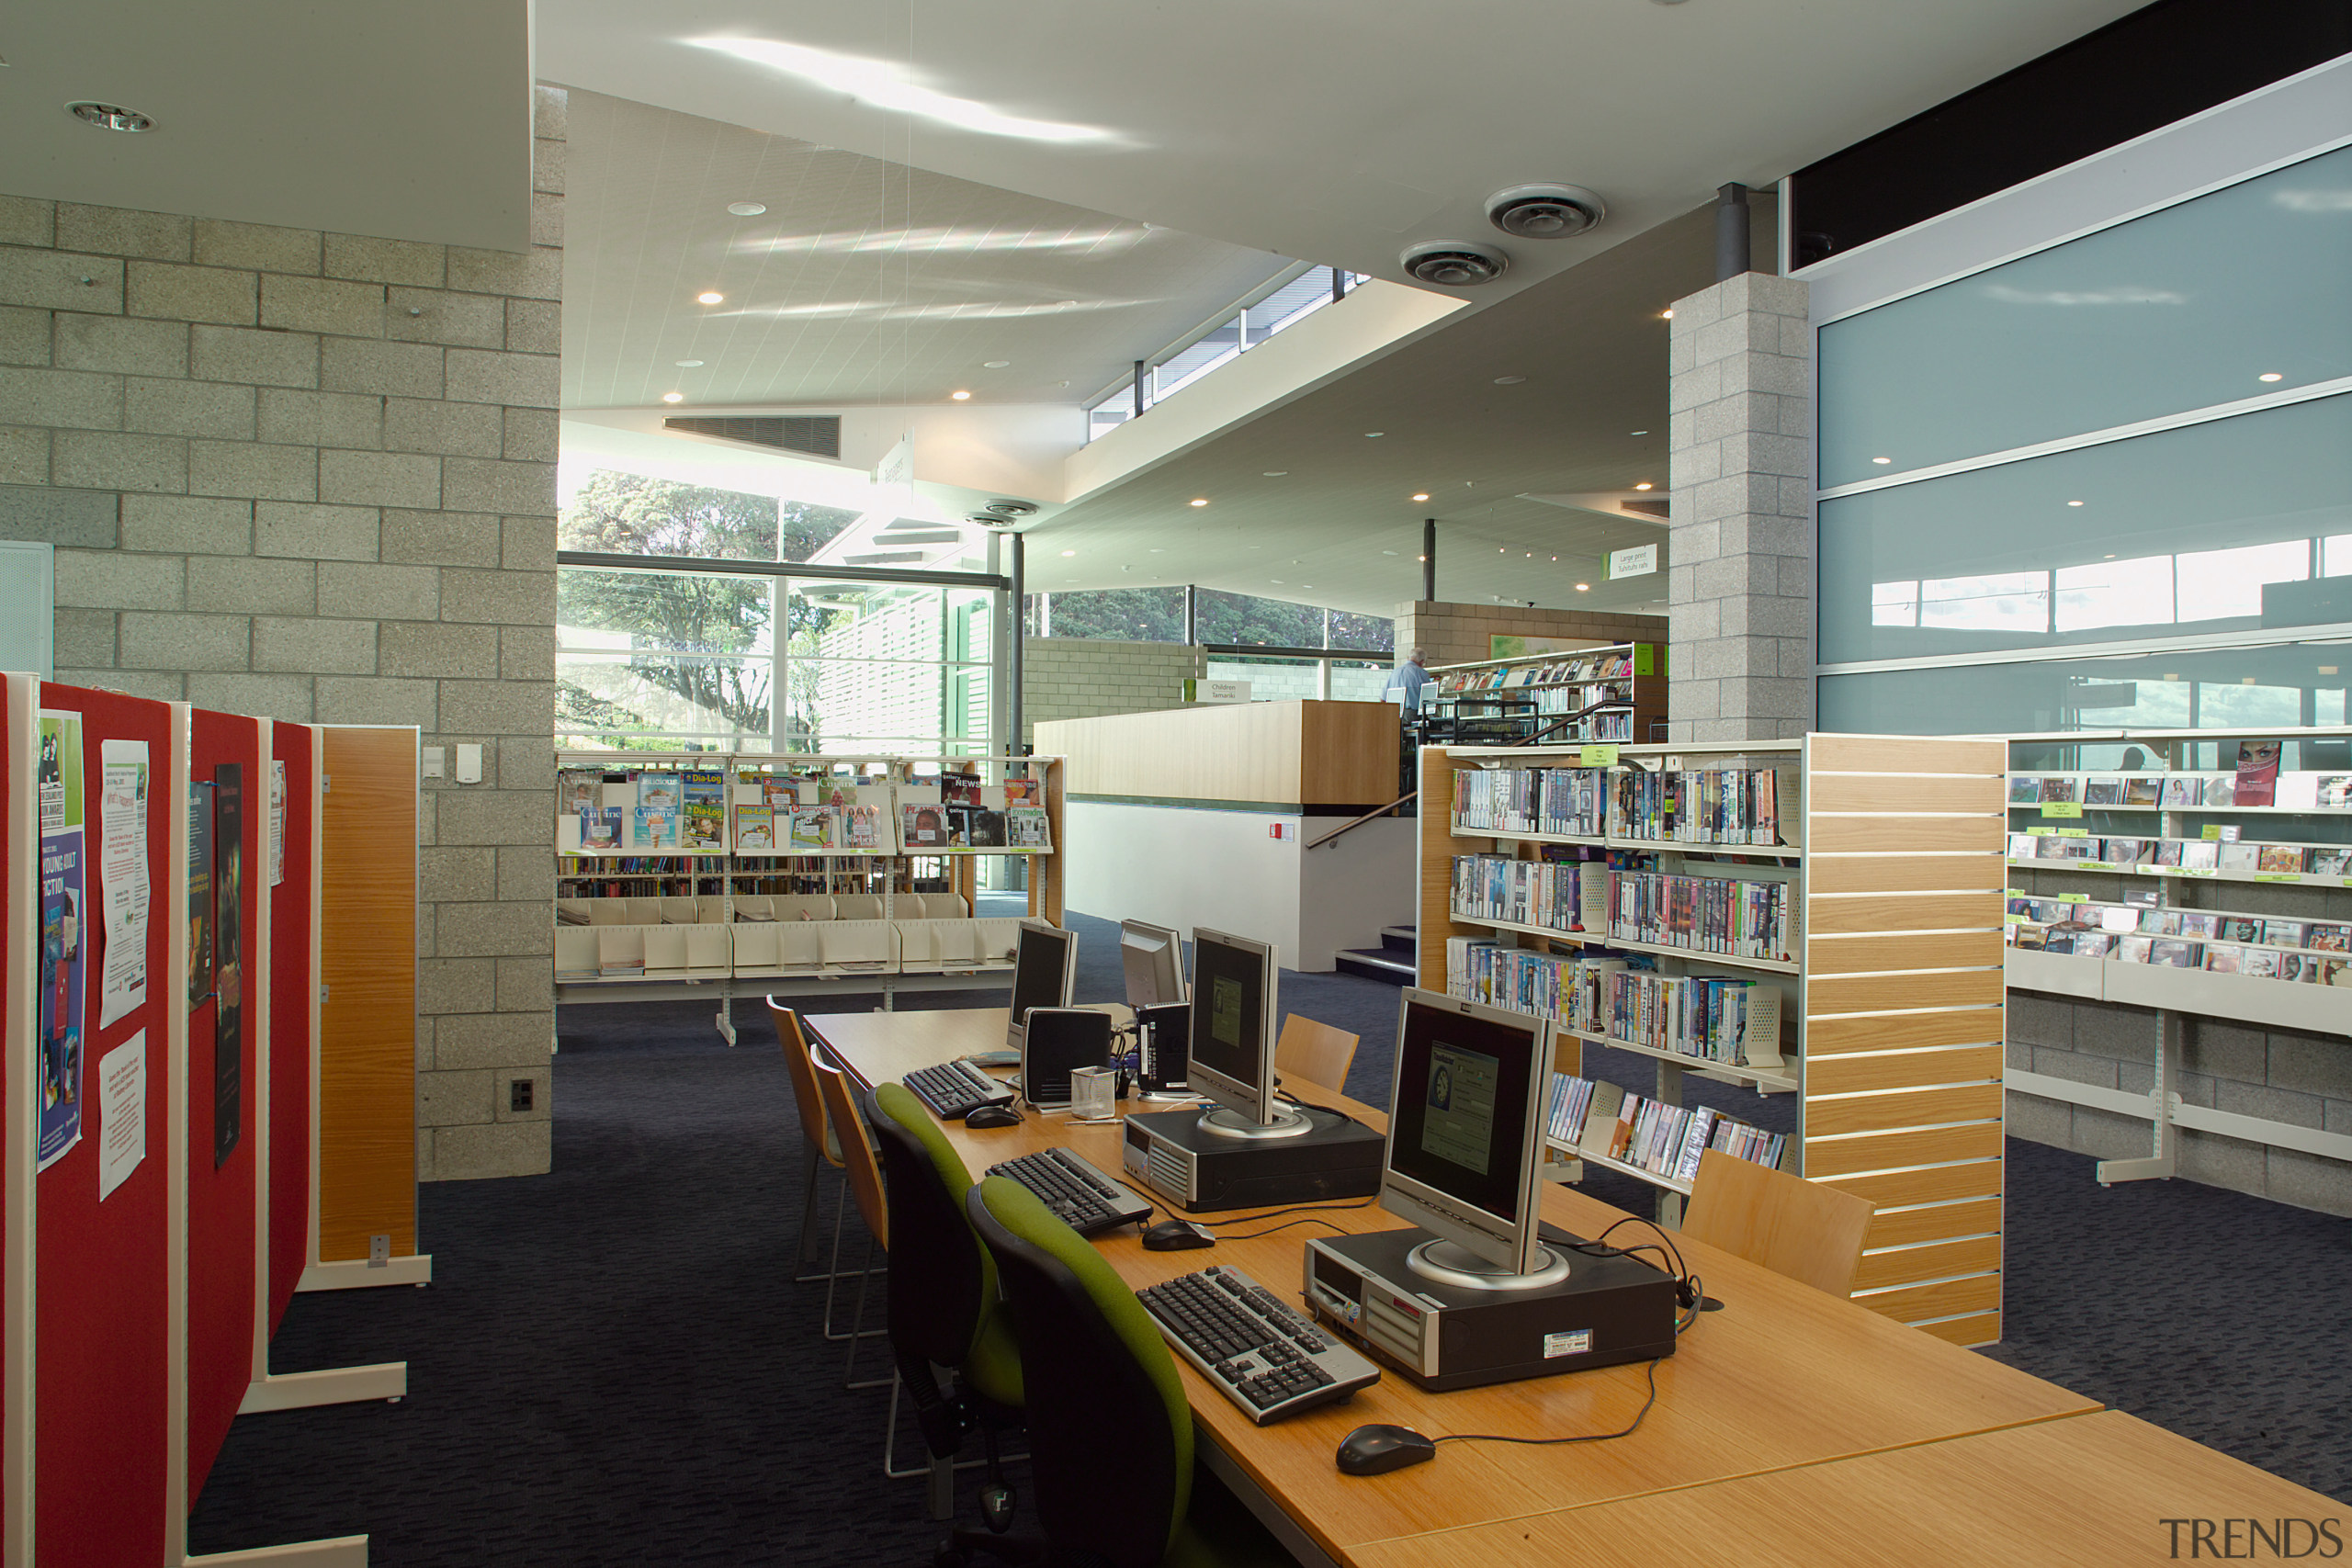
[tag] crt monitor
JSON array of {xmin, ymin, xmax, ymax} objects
[
  {"xmin": 1380, "ymin": 987, "xmax": 1566, "ymax": 1292},
  {"xmin": 1184, "ymin": 928, "xmax": 1304, "ymax": 1139},
  {"xmin": 1005, "ymin": 919, "xmax": 1078, "ymax": 1054},
  {"xmin": 1119, "ymin": 919, "xmax": 1187, "ymax": 1009}
]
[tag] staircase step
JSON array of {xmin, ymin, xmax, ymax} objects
[
  {"xmin": 1378, "ymin": 925, "xmax": 1416, "ymax": 953},
  {"xmin": 1335, "ymin": 949, "xmax": 1417, "ymax": 987}
]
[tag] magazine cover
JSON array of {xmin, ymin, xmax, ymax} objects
[
  {"xmin": 1002, "ymin": 778, "xmax": 1040, "ymax": 806},
  {"xmin": 943, "ymin": 807, "xmax": 972, "ymax": 848},
  {"xmin": 2319, "ymin": 775, "xmax": 2352, "ymax": 808},
  {"xmin": 943, "ymin": 773, "xmax": 982, "ymax": 806},
  {"xmin": 734, "ymin": 805, "xmax": 775, "ymax": 850},
  {"xmin": 763, "ymin": 777, "xmax": 799, "ymax": 809},
  {"xmin": 2312, "ymin": 848, "xmax": 2352, "ymax": 876},
  {"xmin": 789, "ymin": 808, "xmax": 831, "ymax": 852},
  {"xmin": 637, "ymin": 771, "xmax": 683, "ymax": 812},
  {"xmin": 966, "ymin": 807, "xmax": 1007, "ymax": 848},
  {"xmin": 902, "ymin": 805, "xmax": 946, "ymax": 848},
  {"xmin": 560, "ymin": 769, "xmax": 602, "ymax": 818},
  {"xmin": 632, "ymin": 807, "xmax": 676, "ymax": 850},
  {"xmin": 2161, "ymin": 776, "xmax": 2199, "ymax": 807},
  {"xmin": 2123, "ymin": 776, "xmax": 2162, "ymax": 807},
  {"xmin": 2257, "ymin": 844, "xmax": 2305, "ymax": 874},
  {"xmin": 1007, "ymin": 806, "xmax": 1051, "ymax": 848},
  {"xmin": 683, "ymin": 769, "xmax": 725, "ymax": 851},
  {"xmin": 2233, "ymin": 741, "xmax": 2281, "ymax": 808},
  {"xmin": 582, "ymin": 807, "xmax": 622, "ymax": 852}
]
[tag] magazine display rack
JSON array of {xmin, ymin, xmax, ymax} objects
[
  {"xmin": 2002, "ymin": 725, "xmax": 2352, "ymax": 1186},
  {"xmin": 551, "ymin": 751, "xmax": 1066, "ymax": 1041},
  {"xmin": 1417, "ymin": 643, "xmax": 1667, "ymax": 747},
  {"xmin": 1419, "ymin": 734, "xmax": 2009, "ymax": 1346}
]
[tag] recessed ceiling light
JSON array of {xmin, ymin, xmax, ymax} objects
[
  {"xmin": 662, "ymin": 391, "xmax": 684, "ymax": 403},
  {"xmin": 1262, "ymin": 471, "xmax": 1288, "ymax": 477},
  {"xmin": 1633, "ymin": 482, "xmax": 1654, "ymax": 491},
  {"xmin": 674, "ymin": 359, "xmax": 705, "ymax": 367},
  {"xmin": 1550, "ymin": 556, "xmax": 1558, "ymax": 561},
  {"xmin": 1189, "ymin": 499, "xmax": 1209, "ymax": 507},
  {"xmin": 1492, "ymin": 376, "xmax": 1526, "ymax": 385},
  {"xmin": 67, "ymin": 101, "xmax": 154, "ymax": 132},
  {"xmin": 951, "ymin": 390, "xmax": 972, "ymax": 400},
  {"xmin": 1364, "ymin": 432, "xmax": 1385, "ymax": 438},
  {"xmin": 1382, "ymin": 549, "xmax": 1398, "ymax": 556},
  {"xmin": 1630, "ymin": 430, "xmax": 1648, "ymax": 436},
  {"xmin": 1416, "ymin": 555, "xmax": 1426, "ymax": 562},
  {"xmin": 1575, "ymin": 582, "xmax": 1590, "ymax": 592},
  {"xmin": 1871, "ymin": 457, "xmax": 1892, "ymax": 465},
  {"xmin": 696, "ymin": 291, "xmax": 725, "ymax": 305},
  {"xmin": 2258, "ymin": 372, "xmax": 2284, "ymax": 382},
  {"xmin": 727, "ymin": 201, "xmax": 767, "ymax": 217},
  {"xmin": 1659, "ymin": 309, "xmax": 1673, "ymax": 320},
  {"xmin": 2321, "ymin": 666, "xmax": 2339, "ymax": 675},
  {"xmin": 1059, "ymin": 548, "xmax": 1077, "ymax": 557},
  {"xmin": 2067, "ymin": 500, "xmax": 2085, "ymax": 507},
  {"xmin": 1411, "ymin": 492, "xmax": 1430, "ymax": 502},
  {"xmin": 983, "ymin": 360, "xmax": 1012, "ymax": 368}
]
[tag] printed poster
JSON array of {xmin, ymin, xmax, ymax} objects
[
  {"xmin": 98, "ymin": 1031, "xmax": 147, "ymax": 1201},
  {"xmin": 187, "ymin": 780, "xmax": 214, "ymax": 1004},
  {"xmin": 268, "ymin": 758, "xmax": 286, "ymax": 887},
  {"xmin": 37, "ymin": 709, "xmax": 87, "ymax": 1171},
  {"xmin": 97, "ymin": 738, "xmax": 152, "ymax": 1028},
  {"xmin": 213, "ymin": 764, "xmax": 243, "ymax": 1168}
]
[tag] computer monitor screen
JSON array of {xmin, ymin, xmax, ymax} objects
[
  {"xmin": 1119, "ymin": 919, "xmax": 1186, "ymax": 1010},
  {"xmin": 1380, "ymin": 987, "xmax": 1554, "ymax": 1280},
  {"xmin": 1006, "ymin": 919, "xmax": 1078, "ymax": 1052},
  {"xmin": 1185, "ymin": 928, "xmax": 1279, "ymax": 1127}
]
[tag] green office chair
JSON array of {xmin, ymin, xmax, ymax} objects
[
  {"xmin": 866, "ymin": 1085, "xmax": 1031, "ymax": 1538},
  {"xmin": 962, "ymin": 1176, "xmax": 1291, "ymax": 1568}
]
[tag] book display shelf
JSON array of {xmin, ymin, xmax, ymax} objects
[
  {"xmin": 1417, "ymin": 644, "xmax": 1667, "ymax": 748},
  {"xmin": 1419, "ymin": 734, "xmax": 2009, "ymax": 1345},
  {"xmin": 2002, "ymin": 724, "xmax": 2352, "ymax": 1185},
  {"xmin": 551, "ymin": 750, "xmax": 1066, "ymax": 1041}
]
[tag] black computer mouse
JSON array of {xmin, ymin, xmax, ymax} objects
[
  {"xmin": 1140, "ymin": 1219, "xmax": 1215, "ymax": 1251},
  {"xmin": 1336, "ymin": 1425, "xmax": 1436, "ymax": 1476},
  {"xmin": 961, "ymin": 1104, "xmax": 1022, "ymax": 1128}
]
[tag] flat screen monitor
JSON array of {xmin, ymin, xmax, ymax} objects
[
  {"xmin": 1379, "ymin": 987, "xmax": 1566, "ymax": 1291},
  {"xmin": 1119, "ymin": 919, "xmax": 1187, "ymax": 1010},
  {"xmin": 1184, "ymin": 928, "xmax": 1302, "ymax": 1137},
  {"xmin": 1006, "ymin": 919, "xmax": 1078, "ymax": 1054}
]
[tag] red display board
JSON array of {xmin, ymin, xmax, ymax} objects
[
  {"xmin": 33, "ymin": 683, "xmax": 173, "ymax": 1566},
  {"xmin": 267, "ymin": 725, "xmax": 314, "ymax": 1329},
  {"xmin": 187, "ymin": 710, "xmax": 260, "ymax": 1500}
]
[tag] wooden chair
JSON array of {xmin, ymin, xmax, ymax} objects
[
  {"xmin": 1681, "ymin": 1147, "xmax": 1876, "ymax": 1297},
  {"xmin": 770, "ymin": 1000, "xmax": 884, "ymax": 1343},
  {"xmin": 1273, "ymin": 1014, "xmax": 1360, "ymax": 1095},
  {"xmin": 813, "ymin": 1054, "xmax": 894, "ymax": 1389}
]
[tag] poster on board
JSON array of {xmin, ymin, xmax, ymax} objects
[
  {"xmin": 37, "ymin": 709, "xmax": 87, "ymax": 1171},
  {"xmin": 268, "ymin": 758, "xmax": 286, "ymax": 886},
  {"xmin": 213, "ymin": 763, "xmax": 243, "ymax": 1168},
  {"xmin": 187, "ymin": 780, "xmax": 213, "ymax": 1004},
  {"xmin": 98, "ymin": 1031, "xmax": 146, "ymax": 1201},
  {"xmin": 97, "ymin": 738, "xmax": 151, "ymax": 1027}
]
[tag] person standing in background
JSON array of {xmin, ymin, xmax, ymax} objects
[{"xmin": 1385, "ymin": 648, "xmax": 1430, "ymax": 712}]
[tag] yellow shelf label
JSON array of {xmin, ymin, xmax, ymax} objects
[
  {"xmin": 2041, "ymin": 802, "xmax": 2083, "ymax": 818},
  {"xmin": 2027, "ymin": 826, "xmax": 2057, "ymax": 836},
  {"xmin": 2180, "ymin": 867, "xmax": 2218, "ymax": 878},
  {"xmin": 2056, "ymin": 828, "xmax": 2090, "ymax": 838},
  {"xmin": 2058, "ymin": 892, "xmax": 2089, "ymax": 903},
  {"xmin": 2253, "ymin": 872, "xmax": 2301, "ymax": 883},
  {"xmin": 1579, "ymin": 745, "xmax": 1619, "ymax": 767},
  {"xmin": 2202, "ymin": 824, "xmax": 2224, "ymax": 840}
]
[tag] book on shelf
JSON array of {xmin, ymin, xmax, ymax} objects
[
  {"xmin": 1592, "ymin": 1087, "xmax": 1786, "ymax": 1179},
  {"xmin": 1608, "ymin": 765, "xmax": 1791, "ymax": 848},
  {"xmin": 1545, "ymin": 1073, "xmax": 1598, "ymax": 1146}
]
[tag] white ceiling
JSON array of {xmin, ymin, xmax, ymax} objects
[
  {"xmin": 0, "ymin": 2, "xmax": 531, "ymax": 249},
  {"xmin": 561, "ymin": 89, "xmax": 1297, "ymax": 409},
  {"xmin": 538, "ymin": 0, "xmax": 2146, "ymax": 306}
]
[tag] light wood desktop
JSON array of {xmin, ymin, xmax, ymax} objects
[
  {"xmin": 1349, "ymin": 1409, "xmax": 2345, "ymax": 1568},
  {"xmin": 803, "ymin": 1008, "xmax": 2098, "ymax": 1567}
]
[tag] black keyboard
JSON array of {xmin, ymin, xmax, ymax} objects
[
  {"xmin": 988, "ymin": 1148, "xmax": 1154, "ymax": 1236},
  {"xmin": 904, "ymin": 1059, "xmax": 1016, "ymax": 1121},
  {"xmin": 1136, "ymin": 1265, "xmax": 1381, "ymax": 1424}
]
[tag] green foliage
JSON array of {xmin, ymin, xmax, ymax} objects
[{"xmin": 1026, "ymin": 587, "xmax": 1184, "ymax": 641}]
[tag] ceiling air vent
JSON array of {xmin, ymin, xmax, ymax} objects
[
  {"xmin": 1400, "ymin": 241, "xmax": 1508, "ymax": 287},
  {"xmin": 663, "ymin": 414, "xmax": 841, "ymax": 459},
  {"xmin": 1486, "ymin": 184, "xmax": 1605, "ymax": 240}
]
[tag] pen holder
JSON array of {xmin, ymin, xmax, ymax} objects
[{"xmin": 1069, "ymin": 1066, "xmax": 1118, "ymax": 1122}]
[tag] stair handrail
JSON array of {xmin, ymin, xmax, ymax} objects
[{"xmin": 1305, "ymin": 792, "xmax": 1417, "ymax": 851}]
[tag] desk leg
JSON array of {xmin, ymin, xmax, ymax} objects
[{"xmin": 1194, "ymin": 1427, "xmax": 1340, "ymax": 1568}]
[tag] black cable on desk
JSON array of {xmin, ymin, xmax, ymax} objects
[{"xmin": 1432, "ymin": 1359, "xmax": 1662, "ymax": 1449}]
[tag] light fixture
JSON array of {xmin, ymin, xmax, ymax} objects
[
  {"xmin": 1659, "ymin": 309, "xmax": 1674, "ymax": 320},
  {"xmin": 2259, "ymin": 372, "xmax": 2284, "ymax": 382},
  {"xmin": 1271, "ymin": 579, "xmax": 1284, "ymax": 584},
  {"xmin": 1364, "ymin": 432, "xmax": 1385, "ymax": 438},
  {"xmin": 726, "ymin": 201, "xmax": 766, "ymax": 217},
  {"xmin": 696, "ymin": 291, "xmax": 725, "ymax": 305},
  {"xmin": 1633, "ymin": 482, "xmax": 1654, "ymax": 491},
  {"xmin": 2105, "ymin": 554, "xmax": 2117, "ymax": 559},
  {"xmin": 1574, "ymin": 582, "xmax": 1590, "ymax": 592},
  {"xmin": 2067, "ymin": 500, "xmax": 2085, "ymax": 507},
  {"xmin": 1493, "ymin": 376, "xmax": 1526, "ymax": 386},
  {"xmin": 1411, "ymin": 492, "xmax": 1430, "ymax": 502},
  {"xmin": 688, "ymin": 36, "xmax": 1120, "ymax": 144},
  {"xmin": 951, "ymin": 389, "xmax": 972, "ymax": 400},
  {"xmin": 1189, "ymin": 499, "xmax": 1208, "ymax": 507},
  {"xmin": 67, "ymin": 101, "xmax": 153, "ymax": 132},
  {"xmin": 1382, "ymin": 549, "xmax": 1398, "ymax": 557},
  {"xmin": 675, "ymin": 359, "xmax": 705, "ymax": 367},
  {"xmin": 1262, "ymin": 470, "xmax": 1287, "ymax": 477},
  {"xmin": 2321, "ymin": 666, "xmax": 2339, "ymax": 675},
  {"xmin": 1871, "ymin": 457, "xmax": 1892, "ymax": 465},
  {"xmin": 1630, "ymin": 430, "xmax": 1648, "ymax": 436},
  {"xmin": 983, "ymin": 360, "xmax": 1011, "ymax": 368},
  {"xmin": 1550, "ymin": 556, "xmax": 1558, "ymax": 561},
  {"xmin": 662, "ymin": 391, "xmax": 684, "ymax": 403},
  {"xmin": 1059, "ymin": 548, "xmax": 1077, "ymax": 557},
  {"xmin": 1416, "ymin": 555, "xmax": 1426, "ymax": 562}
]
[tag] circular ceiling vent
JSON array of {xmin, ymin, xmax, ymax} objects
[
  {"xmin": 1486, "ymin": 184, "xmax": 1604, "ymax": 239},
  {"xmin": 67, "ymin": 101, "xmax": 154, "ymax": 132},
  {"xmin": 967, "ymin": 513, "xmax": 1021, "ymax": 529},
  {"xmin": 1401, "ymin": 241, "xmax": 1508, "ymax": 287},
  {"xmin": 983, "ymin": 499, "xmax": 1039, "ymax": 517}
]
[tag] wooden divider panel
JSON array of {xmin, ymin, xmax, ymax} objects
[
  {"xmin": 1416, "ymin": 750, "xmax": 1482, "ymax": 991},
  {"xmin": 318, "ymin": 728, "xmax": 416, "ymax": 1264}
]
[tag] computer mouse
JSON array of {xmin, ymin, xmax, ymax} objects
[
  {"xmin": 1336, "ymin": 1425, "xmax": 1437, "ymax": 1476},
  {"xmin": 961, "ymin": 1104, "xmax": 1022, "ymax": 1129},
  {"xmin": 1140, "ymin": 1219, "xmax": 1216, "ymax": 1251}
]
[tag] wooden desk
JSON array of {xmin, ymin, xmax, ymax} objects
[
  {"xmin": 1351, "ymin": 1410, "xmax": 2346, "ymax": 1568},
  {"xmin": 804, "ymin": 1008, "xmax": 2098, "ymax": 1566}
]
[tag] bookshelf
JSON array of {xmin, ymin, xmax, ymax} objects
[
  {"xmin": 1417, "ymin": 643, "xmax": 1667, "ymax": 747},
  {"xmin": 1419, "ymin": 734, "xmax": 2009, "ymax": 1346},
  {"xmin": 551, "ymin": 750, "xmax": 1066, "ymax": 1042},
  {"xmin": 2001, "ymin": 725, "xmax": 2352, "ymax": 1185}
]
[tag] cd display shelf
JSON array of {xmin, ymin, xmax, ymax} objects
[
  {"xmin": 2001, "ymin": 724, "xmax": 2352, "ymax": 1186},
  {"xmin": 1413, "ymin": 643, "xmax": 1667, "ymax": 747},
  {"xmin": 1418, "ymin": 734, "xmax": 2010, "ymax": 1346},
  {"xmin": 552, "ymin": 750, "xmax": 1066, "ymax": 1042}
]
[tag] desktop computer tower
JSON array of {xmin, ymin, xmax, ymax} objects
[
  {"xmin": 1303, "ymin": 1227, "xmax": 1678, "ymax": 1392},
  {"xmin": 1121, "ymin": 1105, "xmax": 1385, "ymax": 1213}
]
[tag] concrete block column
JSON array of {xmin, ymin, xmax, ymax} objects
[{"xmin": 1665, "ymin": 272, "xmax": 1814, "ymax": 742}]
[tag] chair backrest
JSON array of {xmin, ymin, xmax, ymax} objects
[
  {"xmin": 1682, "ymin": 1147, "xmax": 1876, "ymax": 1297},
  {"xmin": 813, "ymin": 1056, "xmax": 888, "ymax": 1247},
  {"xmin": 1274, "ymin": 1014, "xmax": 1360, "ymax": 1095},
  {"xmin": 967, "ymin": 1177, "xmax": 1188, "ymax": 1568},
  {"xmin": 765, "ymin": 1000, "xmax": 840, "ymax": 1168},
  {"xmin": 866, "ymin": 1085, "xmax": 993, "ymax": 1367}
]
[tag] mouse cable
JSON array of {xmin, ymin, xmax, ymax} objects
[{"xmin": 1432, "ymin": 1358, "xmax": 1661, "ymax": 1449}]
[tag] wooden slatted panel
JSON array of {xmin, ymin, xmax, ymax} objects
[
  {"xmin": 1851, "ymin": 1272, "xmax": 2002, "ymax": 1324},
  {"xmin": 1808, "ymin": 816, "xmax": 2005, "ymax": 853},
  {"xmin": 1806, "ymin": 931, "xmax": 2005, "ymax": 974},
  {"xmin": 1803, "ymin": 1122, "xmax": 2006, "ymax": 1179},
  {"xmin": 1807, "ymin": 969, "xmax": 2004, "ymax": 1013},
  {"xmin": 1864, "ymin": 1196, "xmax": 2004, "ymax": 1250},
  {"xmin": 1805, "ymin": 891, "xmax": 2004, "ymax": 934},
  {"xmin": 1807, "ymin": 736, "xmax": 2008, "ymax": 774},
  {"xmin": 1805, "ymin": 1043, "xmax": 2004, "ymax": 1095},
  {"xmin": 1804, "ymin": 853, "xmax": 2006, "ymax": 895},
  {"xmin": 1911, "ymin": 1310, "xmax": 2002, "ymax": 1347},
  {"xmin": 1816, "ymin": 1159, "xmax": 2004, "ymax": 1209},
  {"xmin": 1806, "ymin": 1009, "xmax": 2003, "ymax": 1055},
  {"xmin": 1418, "ymin": 752, "xmax": 1481, "ymax": 991},
  {"xmin": 1804, "ymin": 1082, "xmax": 2003, "ymax": 1139},
  {"xmin": 1851, "ymin": 1235, "xmax": 2002, "ymax": 1292},
  {"xmin": 1807, "ymin": 773, "xmax": 2004, "ymax": 813}
]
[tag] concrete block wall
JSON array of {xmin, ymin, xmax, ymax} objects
[
  {"xmin": 1665, "ymin": 272, "xmax": 1814, "ymax": 742},
  {"xmin": 0, "ymin": 86, "xmax": 569, "ymax": 1181},
  {"xmin": 1022, "ymin": 636, "xmax": 1206, "ymax": 745},
  {"xmin": 1391, "ymin": 602, "xmax": 1667, "ymax": 672}
]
